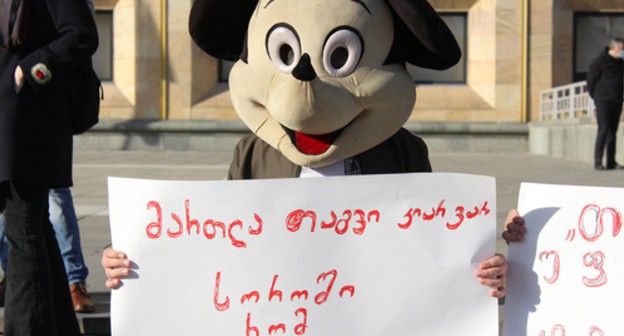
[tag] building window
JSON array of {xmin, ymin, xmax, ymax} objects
[
  {"xmin": 407, "ymin": 13, "xmax": 467, "ymax": 85},
  {"xmin": 93, "ymin": 10, "xmax": 113, "ymax": 81},
  {"xmin": 574, "ymin": 13, "xmax": 624, "ymax": 82}
]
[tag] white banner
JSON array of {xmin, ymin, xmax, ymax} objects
[
  {"xmin": 505, "ymin": 183, "xmax": 624, "ymax": 335},
  {"xmin": 108, "ymin": 173, "xmax": 498, "ymax": 336}
]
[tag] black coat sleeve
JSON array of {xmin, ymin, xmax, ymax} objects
[
  {"xmin": 586, "ymin": 56, "xmax": 602, "ymax": 99},
  {"xmin": 19, "ymin": 0, "xmax": 98, "ymax": 92}
]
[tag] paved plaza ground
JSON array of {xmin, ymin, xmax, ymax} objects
[{"xmin": 7, "ymin": 149, "xmax": 624, "ymax": 334}]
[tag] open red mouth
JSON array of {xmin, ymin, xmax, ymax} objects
[
  {"xmin": 283, "ymin": 126, "xmax": 343, "ymax": 155},
  {"xmin": 295, "ymin": 131, "xmax": 340, "ymax": 155}
]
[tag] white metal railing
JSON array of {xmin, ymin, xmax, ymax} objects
[{"xmin": 540, "ymin": 81, "xmax": 595, "ymax": 121}]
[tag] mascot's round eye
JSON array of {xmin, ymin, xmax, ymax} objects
[
  {"xmin": 322, "ymin": 27, "xmax": 363, "ymax": 77},
  {"xmin": 266, "ymin": 24, "xmax": 302, "ymax": 74}
]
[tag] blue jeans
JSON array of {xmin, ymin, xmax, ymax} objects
[{"xmin": 0, "ymin": 187, "xmax": 89, "ymax": 284}]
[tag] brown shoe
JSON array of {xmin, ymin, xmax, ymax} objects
[{"xmin": 70, "ymin": 283, "xmax": 95, "ymax": 313}]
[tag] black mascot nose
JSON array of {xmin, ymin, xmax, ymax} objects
[{"xmin": 292, "ymin": 54, "xmax": 317, "ymax": 82}]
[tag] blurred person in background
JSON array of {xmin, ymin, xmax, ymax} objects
[{"xmin": 587, "ymin": 37, "xmax": 624, "ymax": 170}]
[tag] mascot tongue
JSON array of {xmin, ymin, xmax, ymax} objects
[{"xmin": 295, "ymin": 131, "xmax": 339, "ymax": 155}]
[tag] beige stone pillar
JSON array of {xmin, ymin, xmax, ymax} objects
[
  {"xmin": 95, "ymin": 0, "xmax": 162, "ymax": 119},
  {"xmin": 494, "ymin": 0, "xmax": 523, "ymax": 121},
  {"xmin": 168, "ymin": 0, "xmax": 240, "ymax": 120},
  {"xmin": 414, "ymin": 0, "xmax": 523, "ymax": 122}
]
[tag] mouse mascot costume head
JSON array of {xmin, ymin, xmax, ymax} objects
[{"xmin": 189, "ymin": 0, "xmax": 460, "ymax": 179}]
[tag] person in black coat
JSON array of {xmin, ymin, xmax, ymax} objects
[
  {"xmin": 0, "ymin": 0, "xmax": 98, "ymax": 335},
  {"xmin": 587, "ymin": 37, "xmax": 624, "ymax": 170}
]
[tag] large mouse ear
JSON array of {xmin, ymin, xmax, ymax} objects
[
  {"xmin": 189, "ymin": 0, "xmax": 258, "ymax": 61},
  {"xmin": 385, "ymin": 0, "xmax": 461, "ymax": 70}
]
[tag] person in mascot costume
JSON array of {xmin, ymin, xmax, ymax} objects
[
  {"xmin": 103, "ymin": 0, "xmax": 528, "ymax": 301},
  {"xmin": 190, "ymin": 0, "xmax": 458, "ymax": 178}
]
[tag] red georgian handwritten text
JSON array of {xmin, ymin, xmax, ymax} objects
[
  {"xmin": 398, "ymin": 199, "xmax": 491, "ymax": 231},
  {"xmin": 582, "ymin": 251, "xmax": 607, "ymax": 288},
  {"xmin": 538, "ymin": 203, "xmax": 622, "ymax": 289},
  {"xmin": 214, "ymin": 269, "xmax": 355, "ymax": 335},
  {"xmin": 285, "ymin": 209, "xmax": 380, "ymax": 236},
  {"xmin": 144, "ymin": 200, "xmax": 263, "ymax": 249},
  {"xmin": 539, "ymin": 324, "xmax": 565, "ymax": 336},
  {"xmin": 538, "ymin": 251, "xmax": 560, "ymax": 285},
  {"xmin": 578, "ymin": 204, "xmax": 622, "ymax": 242},
  {"xmin": 538, "ymin": 325, "xmax": 604, "ymax": 336}
]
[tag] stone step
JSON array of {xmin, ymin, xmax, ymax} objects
[
  {"xmin": 74, "ymin": 120, "xmax": 529, "ymax": 153},
  {"xmin": 78, "ymin": 292, "xmax": 111, "ymax": 336}
]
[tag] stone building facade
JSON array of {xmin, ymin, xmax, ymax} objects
[{"xmin": 92, "ymin": 0, "xmax": 624, "ymax": 124}]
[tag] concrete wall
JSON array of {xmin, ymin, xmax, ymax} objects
[
  {"xmin": 529, "ymin": 119, "xmax": 624, "ymax": 164},
  {"xmin": 74, "ymin": 120, "xmax": 528, "ymax": 152}
]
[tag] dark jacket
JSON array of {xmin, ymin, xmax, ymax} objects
[
  {"xmin": 228, "ymin": 128, "xmax": 433, "ymax": 179},
  {"xmin": 0, "ymin": 0, "xmax": 98, "ymax": 187},
  {"xmin": 587, "ymin": 48, "xmax": 624, "ymax": 104}
]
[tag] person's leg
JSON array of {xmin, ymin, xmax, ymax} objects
[
  {"xmin": 610, "ymin": 105, "xmax": 623, "ymax": 167},
  {"xmin": 48, "ymin": 187, "xmax": 94, "ymax": 312},
  {"xmin": 0, "ymin": 212, "xmax": 7, "ymax": 272},
  {"xmin": 604, "ymin": 102, "xmax": 622, "ymax": 169},
  {"xmin": 0, "ymin": 187, "xmax": 6, "ymax": 305},
  {"xmin": 48, "ymin": 188, "xmax": 89, "ymax": 284},
  {"xmin": 594, "ymin": 101, "xmax": 610, "ymax": 168},
  {"xmin": 613, "ymin": 105, "xmax": 623, "ymax": 135},
  {"xmin": 3, "ymin": 181, "xmax": 80, "ymax": 336}
]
